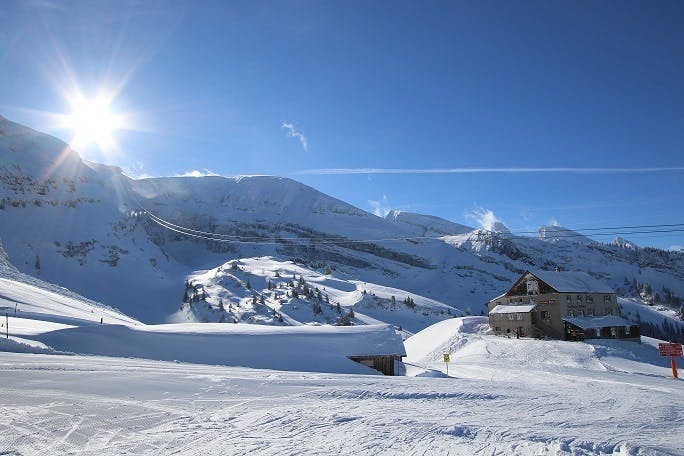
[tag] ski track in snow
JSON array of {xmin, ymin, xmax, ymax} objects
[{"xmin": 0, "ymin": 352, "xmax": 682, "ymax": 455}]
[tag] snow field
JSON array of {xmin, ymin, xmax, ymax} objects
[{"xmin": 1, "ymin": 347, "xmax": 681, "ymax": 455}]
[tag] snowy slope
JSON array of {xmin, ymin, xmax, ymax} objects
[
  {"xmin": 1, "ymin": 334, "xmax": 682, "ymax": 454},
  {"xmin": 405, "ymin": 316, "xmax": 681, "ymax": 380},
  {"xmin": 538, "ymin": 224, "xmax": 596, "ymax": 245},
  {"xmin": 385, "ymin": 210, "xmax": 473, "ymax": 236},
  {"xmin": 174, "ymin": 257, "xmax": 461, "ymax": 333},
  {"xmin": 0, "ymin": 236, "xmax": 138, "ymax": 327}
]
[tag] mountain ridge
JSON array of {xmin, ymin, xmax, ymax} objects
[{"xmin": 0, "ymin": 116, "xmax": 682, "ymax": 334}]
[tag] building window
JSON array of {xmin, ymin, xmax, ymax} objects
[
  {"xmin": 567, "ymin": 310, "xmax": 574, "ymax": 317},
  {"xmin": 604, "ymin": 295, "xmax": 611, "ymax": 302},
  {"xmin": 586, "ymin": 295, "xmax": 593, "ymax": 303},
  {"xmin": 548, "ymin": 300, "xmax": 556, "ymax": 305},
  {"xmin": 508, "ymin": 314, "xmax": 514, "ymax": 321},
  {"xmin": 495, "ymin": 326, "xmax": 501, "ymax": 332},
  {"xmin": 610, "ymin": 327, "xmax": 617, "ymax": 337},
  {"xmin": 516, "ymin": 313, "xmax": 523, "ymax": 321},
  {"xmin": 577, "ymin": 309, "xmax": 584, "ymax": 317},
  {"xmin": 586, "ymin": 308, "xmax": 594, "ymax": 316},
  {"xmin": 566, "ymin": 296, "xmax": 572, "ymax": 303},
  {"xmin": 541, "ymin": 310, "xmax": 550, "ymax": 319},
  {"xmin": 576, "ymin": 295, "xmax": 582, "ymax": 303}
]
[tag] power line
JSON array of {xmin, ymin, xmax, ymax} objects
[{"xmin": 137, "ymin": 204, "xmax": 684, "ymax": 246}]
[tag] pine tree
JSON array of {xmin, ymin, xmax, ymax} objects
[
  {"xmin": 218, "ymin": 299, "xmax": 225, "ymax": 311},
  {"xmin": 349, "ymin": 307, "xmax": 355, "ymax": 319},
  {"xmin": 34, "ymin": 255, "xmax": 40, "ymax": 274},
  {"xmin": 336, "ymin": 302, "xmax": 342, "ymax": 314},
  {"xmin": 183, "ymin": 290, "xmax": 189, "ymax": 303},
  {"xmin": 259, "ymin": 294, "xmax": 265, "ymax": 305}
]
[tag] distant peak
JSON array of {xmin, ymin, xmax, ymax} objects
[
  {"xmin": 538, "ymin": 225, "xmax": 593, "ymax": 244},
  {"xmin": 489, "ymin": 221, "xmax": 510, "ymax": 234},
  {"xmin": 384, "ymin": 210, "xmax": 473, "ymax": 235},
  {"xmin": 611, "ymin": 236, "xmax": 637, "ymax": 249}
]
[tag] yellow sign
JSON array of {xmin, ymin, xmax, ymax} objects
[{"xmin": 443, "ymin": 353, "xmax": 450, "ymax": 363}]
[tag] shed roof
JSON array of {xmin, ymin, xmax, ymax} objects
[
  {"xmin": 36, "ymin": 323, "xmax": 406, "ymax": 375},
  {"xmin": 490, "ymin": 304, "xmax": 537, "ymax": 314},
  {"xmin": 531, "ymin": 270, "xmax": 615, "ymax": 294},
  {"xmin": 563, "ymin": 315, "xmax": 633, "ymax": 330}
]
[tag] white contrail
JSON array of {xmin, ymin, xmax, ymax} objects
[{"xmin": 296, "ymin": 167, "xmax": 684, "ymax": 175}]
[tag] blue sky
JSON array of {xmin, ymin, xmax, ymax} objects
[{"xmin": 1, "ymin": 0, "xmax": 683, "ymax": 249}]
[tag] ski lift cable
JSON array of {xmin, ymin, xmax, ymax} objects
[{"xmin": 134, "ymin": 197, "xmax": 684, "ymax": 245}]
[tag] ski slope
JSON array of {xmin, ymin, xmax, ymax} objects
[{"xmin": 1, "ymin": 337, "xmax": 682, "ymax": 455}]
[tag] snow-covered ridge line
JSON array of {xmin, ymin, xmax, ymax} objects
[{"xmin": 0, "ymin": 115, "xmax": 682, "ymax": 334}]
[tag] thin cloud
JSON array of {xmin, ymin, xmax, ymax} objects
[
  {"xmin": 466, "ymin": 206, "xmax": 504, "ymax": 232},
  {"xmin": 368, "ymin": 195, "xmax": 392, "ymax": 217},
  {"xmin": 176, "ymin": 169, "xmax": 220, "ymax": 177},
  {"xmin": 122, "ymin": 162, "xmax": 155, "ymax": 180},
  {"xmin": 296, "ymin": 167, "xmax": 684, "ymax": 175},
  {"xmin": 282, "ymin": 122, "xmax": 308, "ymax": 152}
]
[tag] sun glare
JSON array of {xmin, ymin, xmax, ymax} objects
[{"xmin": 65, "ymin": 96, "xmax": 123, "ymax": 148}]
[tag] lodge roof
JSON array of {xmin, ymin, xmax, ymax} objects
[
  {"xmin": 490, "ymin": 303, "xmax": 537, "ymax": 314},
  {"xmin": 531, "ymin": 270, "xmax": 615, "ymax": 294},
  {"xmin": 562, "ymin": 315, "xmax": 633, "ymax": 330}
]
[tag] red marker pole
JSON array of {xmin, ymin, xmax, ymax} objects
[{"xmin": 672, "ymin": 358, "xmax": 679, "ymax": 379}]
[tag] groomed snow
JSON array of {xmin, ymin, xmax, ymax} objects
[
  {"xmin": 26, "ymin": 323, "xmax": 405, "ymax": 375},
  {"xmin": 0, "ymin": 277, "xmax": 139, "ymax": 326},
  {"xmin": 1, "ymin": 336, "xmax": 682, "ymax": 455}
]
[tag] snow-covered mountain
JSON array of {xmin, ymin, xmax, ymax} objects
[
  {"xmin": 385, "ymin": 210, "xmax": 473, "ymax": 236},
  {"xmin": 1, "ymin": 116, "xmax": 683, "ymax": 334},
  {"xmin": 538, "ymin": 225, "xmax": 595, "ymax": 245}
]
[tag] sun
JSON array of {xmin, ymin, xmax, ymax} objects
[{"xmin": 65, "ymin": 95, "xmax": 123, "ymax": 149}]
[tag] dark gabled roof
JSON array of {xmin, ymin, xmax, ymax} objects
[
  {"xmin": 492, "ymin": 270, "xmax": 615, "ymax": 301},
  {"xmin": 531, "ymin": 270, "xmax": 614, "ymax": 294}
]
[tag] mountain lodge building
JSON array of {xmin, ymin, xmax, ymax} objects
[{"xmin": 487, "ymin": 270, "xmax": 640, "ymax": 342}]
